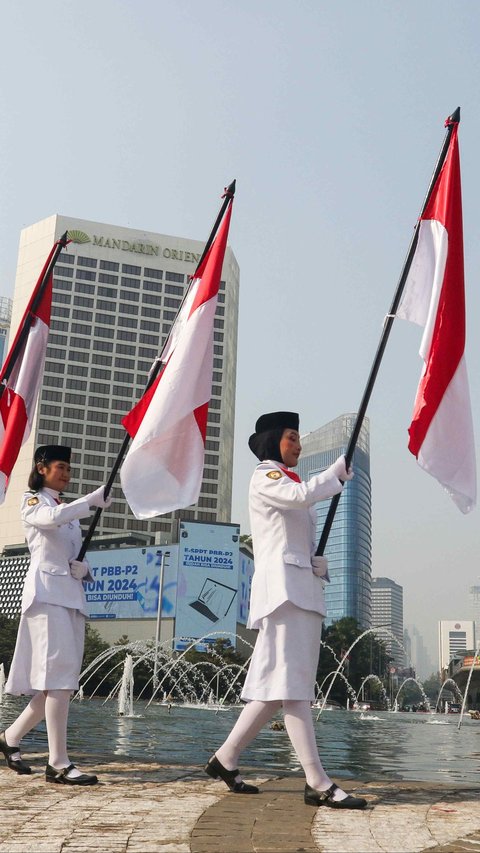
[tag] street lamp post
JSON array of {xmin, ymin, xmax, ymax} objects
[{"xmin": 153, "ymin": 551, "xmax": 170, "ymax": 690}]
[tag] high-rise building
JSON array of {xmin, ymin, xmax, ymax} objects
[
  {"xmin": 371, "ymin": 576, "xmax": 405, "ymax": 665},
  {"xmin": 469, "ymin": 585, "xmax": 480, "ymax": 641},
  {"xmin": 0, "ymin": 296, "xmax": 12, "ymax": 366},
  {"xmin": 438, "ymin": 620, "xmax": 475, "ymax": 674},
  {"xmin": 0, "ymin": 215, "xmax": 239, "ymax": 549},
  {"xmin": 409, "ymin": 625, "xmax": 435, "ymax": 680},
  {"xmin": 296, "ymin": 414, "xmax": 371, "ymax": 628}
]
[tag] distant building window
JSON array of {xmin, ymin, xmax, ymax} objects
[
  {"xmin": 73, "ymin": 296, "xmax": 94, "ymax": 308},
  {"xmin": 53, "ymin": 293, "xmax": 71, "ymax": 305},
  {"xmin": 70, "ymin": 336, "xmax": 90, "ymax": 349},
  {"xmin": 119, "ymin": 303, "xmax": 138, "ymax": 315},
  {"xmin": 71, "ymin": 322, "xmax": 91, "ymax": 334},
  {"xmin": 165, "ymin": 283, "xmax": 183, "ymax": 296},
  {"xmin": 94, "ymin": 326, "xmax": 115, "ymax": 339},
  {"xmin": 144, "ymin": 267, "xmax": 162, "ymax": 280},
  {"xmin": 95, "ymin": 313, "xmax": 115, "ymax": 325},
  {"xmin": 92, "ymin": 354, "xmax": 113, "ymax": 366},
  {"xmin": 93, "ymin": 339, "xmax": 113, "ymax": 351},
  {"xmin": 141, "ymin": 307, "xmax": 160, "ymax": 319},
  {"xmin": 100, "ymin": 260, "xmax": 119, "ymax": 272},
  {"xmin": 86, "ymin": 424, "xmax": 107, "ymax": 437},
  {"xmin": 77, "ymin": 256, "xmax": 97, "ymax": 268},
  {"xmin": 58, "ymin": 253, "xmax": 74, "ymax": 264},
  {"xmin": 55, "ymin": 266, "xmax": 74, "ymax": 278},
  {"xmin": 76, "ymin": 269, "xmax": 96, "ymax": 282},
  {"xmin": 63, "ymin": 421, "xmax": 84, "ymax": 434},
  {"xmin": 72, "ymin": 309, "xmax": 93, "ymax": 322},
  {"xmin": 51, "ymin": 305, "xmax": 70, "ymax": 318},
  {"xmin": 120, "ymin": 289, "xmax": 139, "ymax": 302},
  {"xmin": 142, "ymin": 293, "xmax": 161, "ymax": 305},
  {"xmin": 117, "ymin": 329, "xmax": 136, "ymax": 342},
  {"xmin": 164, "ymin": 297, "xmax": 180, "ymax": 309},
  {"xmin": 69, "ymin": 350, "xmax": 89, "ymax": 363},
  {"xmin": 165, "ymin": 271, "xmax": 184, "ymax": 283},
  {"xmin": 122, "ymin": 264, "xmax": 141, "ymax": 275},
  {"xmin": 143, "ymin": 280, "xmax": 162, "ymax": 293},
  {"xmin": 98, "ymin": 273, "xmax": 118, "ymax": 285},
  {"xmin": 53, "ymin": 279, "xmax": 72, "ymax": 292},
  {"xmin": 116, "ymin": 343, "xmax": 136, "ymax": 356},
  {"xmin": 121, "ymin": 277, "xmax": 140, "ymax": 289},
  {"xmin": 97, "ymin": 286, "xmax": 116, "ymax": 299}
]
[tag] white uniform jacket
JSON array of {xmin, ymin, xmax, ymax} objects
[
  {"xmin": 247, "ymin": 460, "xmax": 344, "ymax": 629},
  {"xmin": 20, "ymin": 488, "xmax": 93, "ymax": 616}
]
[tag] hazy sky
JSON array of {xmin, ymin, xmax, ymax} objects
[{"xmin": 1, "ymin": 0, "xmax": 479, "ymax": 667}]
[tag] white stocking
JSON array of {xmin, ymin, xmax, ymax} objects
[
  {"xmin": 45, "ymin": 690, "xmax": 82, "ymax": 779},
  {"xmin": 4, "ymin": 692, "xmax": 46, "ymax": 760},
  {"xmin": 283, "ymin": 700, "xmax": 347, "ymax": 802},
  {"xmin": 215, "ymin": 699, "xmax": 282, "ymax": 781}
]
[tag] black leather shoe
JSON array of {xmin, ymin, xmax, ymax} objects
[
  {"xmin": 304, "ymin": 782, "xmax": 367, "ymax": 809},
  {"xmin": 46, "ymin": 763, "xmax": 98, "ymax": 786},
  {"xmin": 0, "ymin": 731, "xmax": 32, "ymax": 775},
  {"xmin": 205, "ymin": 755, "xmax": 259, "ymax": 794}
]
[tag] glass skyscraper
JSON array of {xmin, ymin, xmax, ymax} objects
[{"xmin": 296, "ymin": 413, "xmax": 371, "ymax": 628}]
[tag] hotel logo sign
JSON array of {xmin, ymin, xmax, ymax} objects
[{"xmin": 67, "ymin": 229, "xmax": 200, "ymax": 263}]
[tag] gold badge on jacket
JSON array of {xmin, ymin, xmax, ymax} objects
[
  {"xmin": 266, "ymin": 471, "xmax": 282, "ymax": 480},
  {"xmin": 27, "ymin": 497, "xmax": 39, "ymax": 506}
]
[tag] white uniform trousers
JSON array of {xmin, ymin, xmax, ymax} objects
[
  {"xmin": 241, "ymin": 600, "xmax": 322, "ymax": 702},
  {"xmin": 5, "ymin": 602, "xmax": 85, "ymax": 695}
]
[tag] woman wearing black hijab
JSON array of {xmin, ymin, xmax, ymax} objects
[{"xmin": 205, "ymin": 412, "xmax": 367, "ymax": 810}]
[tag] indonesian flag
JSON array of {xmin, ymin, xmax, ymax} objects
[
  {"xmin": 397, "ymin": 120, "xmax": 476, "ymax": 513},
  {"xmin": 0, "ymin": 244, "xmax": 55, "ymax": 503},
  {"xmin": 120, "ymin": 200, "xmax": 233, "ymax": 518}
]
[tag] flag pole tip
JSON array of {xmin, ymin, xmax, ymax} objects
[
  {"xmin": 223, "ymin": 179, "xmax": 236, "ymax": 198},
  {"xmin": 59, "ymin": 230, "xmax": 69, "ymax": 245},
  {"xmin": 447, "ymin": 107, "xmax": 460, "ymax": 125}
]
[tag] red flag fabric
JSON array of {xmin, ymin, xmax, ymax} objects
[
  {"xmin": 397, "ymin": 121, "xmax": 476, "ymax": 513},
  {"xmin": 0, "ymin": 244, "xmax": 56, "ymax": 503},
  {"xmin": 120, "ymin": 200, "xmax": 233, "ymax": 519}
]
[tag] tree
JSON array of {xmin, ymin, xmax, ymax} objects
[
  {"xmin": 316, "ymin": 617, "xmax": 391, "ymax": 704},
  {"xmin": 0, "ymin": 614, "xmax": 20, "ymax": 675}
]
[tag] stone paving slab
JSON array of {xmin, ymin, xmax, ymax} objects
[{"xmin": 1, "ymin": 752, "xmax": 480, "ymax": 852}]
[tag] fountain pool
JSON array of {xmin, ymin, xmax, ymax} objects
[{"xmin": 1, "ymin": 698, "xmax": 479, "ymax": 785}]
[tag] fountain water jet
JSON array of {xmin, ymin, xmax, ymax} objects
[
  {"xmin": 434, "ymin": 678, "xmax": 463, "ymax": 714},
  {"xmin": 393, "ymin": 677, "xmax": 431, "ymax": 712},
  {"xmin": 356, "ymin": 674, "xmax": 390, "ymax": 710}
]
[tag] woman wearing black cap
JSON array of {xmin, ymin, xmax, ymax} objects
[
  {"xmin": 205, "ymin": 412, "xmax": 367, "ymax": 810},
  {"xmin": 0, "ymin": 445, "xmax": 111, "ymax": 785}
]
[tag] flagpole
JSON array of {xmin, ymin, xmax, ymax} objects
[
  {"xmin": 77, "ymin": 180, "xmax": 236, "ymax": 560},
  {"xmin": 315, "ymin": 108, "xmax": 460, "ymax": 556},
  {"xmin": 0, "ymin": 231, "xmax": 69, "ymax": 401}
]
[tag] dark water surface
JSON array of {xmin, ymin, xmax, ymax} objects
[{"xmin": 1, "ymin": 698, "xmax": 479, "ymax": 784}]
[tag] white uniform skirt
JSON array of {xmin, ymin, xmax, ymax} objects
[
  {"xmin": 5, "ymin": 601, "xmax": 86, "ymax": 695},
  {"xmin": 241, "ymin": 600, "xmax": 322, "ymax": 702}
]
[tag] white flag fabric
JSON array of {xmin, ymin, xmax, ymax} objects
[
  {"xmin": 397, "ymin": 120, "xmax": 476, "ymax": 513},
  {"xmin": 0, "ymin": 245, "xmax": 55, "ymax": 503},
  {"xmin": 120, "ymin": 201, "xmax": 233, "ymax": 519}
]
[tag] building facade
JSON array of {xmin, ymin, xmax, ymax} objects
[
  {"xmin": 438, "ymin": 619, "xmax": 475, "ymax": 674},
  {"xmin": 296, "ymin": 414, "xmax": 372, "ymax": 629},
  {"xmin": 0, "ymin": 296, "xmax": 12, "ymax": 366},
  {"xmin": 371, "ymin": 576, "xmax": 405, "ymax": 666},
  {"xmin": 0, "ymin": 215, "xmax": 239, "ymax": 549}
]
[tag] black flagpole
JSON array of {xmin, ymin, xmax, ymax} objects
[
  {"xmin": 77, "ymin": 180, "xmax": 236, "ymax": 560},
  {"xmin": 315, "ymin": 108, "xmax": 460, "ymax": 557},
  {"xmin": 0, "ymin": 231, "xmax": 69, "ymax": 402}
]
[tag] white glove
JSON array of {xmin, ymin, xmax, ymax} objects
[
  {"xmin": 85, "ymin": 485, "xmax": 113, "ymax": 508},
  {"xmin": 330, "ymin": 455, "xmax": 354, "ymax": 482},
  {"xmin": 70, "ymin": 559, "xmax": 90, "ymax": 580},
  {"xmin": 312, "ymin": 555, "xmax": 330, "ymax": 581}
]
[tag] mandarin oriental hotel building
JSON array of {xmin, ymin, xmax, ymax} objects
[{"xmin": 0, "ymin": 214, "xmax": 239, "ymax": 550}]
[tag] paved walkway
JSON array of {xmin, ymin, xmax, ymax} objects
[{"xmin": 1, "ymin": 751, "xmax": 480, "ymax": 852}]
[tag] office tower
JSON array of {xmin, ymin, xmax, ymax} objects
[
  {"xmin": 409, "ymin": 625, "xmax": 435, "ymax": 680},
  {"xmin": 470, "ymin": 585, "xmax": 480, "ymax": 642},
  {"xmin": 0, "ymin": 215, "xmax": 239, "ymax": 549},
  {"xmin": 296, "ymin": 414, "xmax": 371, "ymax": 628},
  {"xmin": 0, "ymin": 296, "xmax": 12, "ymax": 365},
  {"xmin": 371, "ymin": 576, "xmax": 405, "ymax": 665},
  {"xmin": 438, "ymin": 620, "xmax": 475, "ymax": 674}
]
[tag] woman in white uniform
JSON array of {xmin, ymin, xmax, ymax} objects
[
  {"xmin": 205, "ymin": 412, "xmax": 367, "ymax": 810},
  {"xmin": 0, "ymin": 445, "xmax": 111, "ymax": 785}
]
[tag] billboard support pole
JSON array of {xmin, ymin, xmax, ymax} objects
[{"xmin": 153, "ymin": 550, "xmax": 170, "ymax": 689}]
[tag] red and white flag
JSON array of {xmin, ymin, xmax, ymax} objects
[
  {"xmin": 397, "ymin": 120, "xmax": 476, "ymax": 513},
  {"xmin": 120, "ymin": 200, "xmax": 233, "ymax": 518},
  {"xmin": 0, "ymin": 244, "xmax": 56, "ymax": 503}
]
